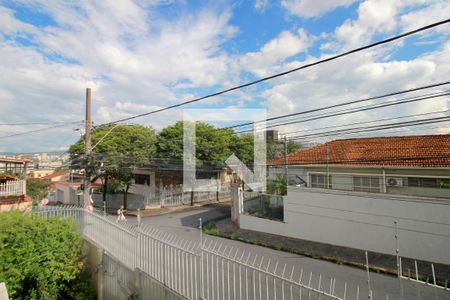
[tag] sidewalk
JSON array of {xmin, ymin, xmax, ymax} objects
[{"xmin": 210, "ymin": 217, "xmax": 450, "ymax": 283}]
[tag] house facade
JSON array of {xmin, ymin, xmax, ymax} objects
[
  {"xmin": 268, "ymin": 134, "xmax": 450, "ymax": 199},
  {"xmin": 235, "ymin": 135, "xmax": 450, "ymax": 265},
  {"xmin": 129, "ymin": 166, "xmax": 233, "ymax": 199},
  {"xmin": 0, "ymin": 157, "xmax": 31, "ymax": 211}
]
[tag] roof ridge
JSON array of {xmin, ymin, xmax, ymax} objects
[{"xmin": 268, "ymin": 134, "xmax": 450, "ymax": 167}]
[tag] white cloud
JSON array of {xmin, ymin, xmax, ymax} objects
[
  {"xmin": 334, "ymin": 0, "xmax": 403, "ymax": 48},
  {"xmin": 0, "ymin": 6, "xmax": 36, "ymax": 35},
  {"xmin": 400, "ymin": 1, "xmax": 450, "ymax": 34},
  {"xmin": 332, "ymin": 0, "xmax": 448, "ymax": 49},
  {"xmin": 1, "ymin": 0, "xmax": 449, "ymax": 152},
  {"xmin": 260, "ymin": 41, "xmax": 450, "ymax": 139},
  {"xmin": 0, "ymin": 1, "xmax": 239, "ymax": 151},
  {"xmin": 254, "ymin": 0, "xmax": 270, "ymax": 11},
  {"xmin": 240, "ymin": 28, "xmax": 312, "ymax": 76},
  {"xmin": 281, "ymin": 0, "xmax": 357, "ymax": 18}
]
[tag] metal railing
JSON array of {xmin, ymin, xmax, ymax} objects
[
  {"xmin": 34, "ymin": 206, "xmax": 450, "ymax": 300},
  {"xmin": 34, "ymin": 206, "xmax": 355, "ymax": 299},
  {"xmin": 0, "ymin": 180, "xmax": 25, "ymax": 197}
]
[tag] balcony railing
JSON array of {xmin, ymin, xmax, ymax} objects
[{"xmin": 0, "ymin": 180, "xmax": 26, "ymax": 197}]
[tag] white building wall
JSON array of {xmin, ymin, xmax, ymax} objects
[
  {"xmin": 240, "ymin": 187, "xmax": 450, "ymax": 264},
  {"xmin": 55, "ymin": 184, "xmax": 79, "ymax": 205},
  {"xmin": 129, "ymin": 170, "xmax": 156, "ymax": 198}
]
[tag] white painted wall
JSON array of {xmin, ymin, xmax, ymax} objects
[
  {"xmin": 129, "ymin": 169, "xmax": 156, "ymax": 198},
  {"xmin": 55, "ymin": 184, "xmax": 79, "ymax": 205},
  {"xmin": 240, "ymin": 187, "xmax": 450, "ymax": 264}
]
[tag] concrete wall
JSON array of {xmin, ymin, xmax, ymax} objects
[{"xmin": 240, "ymin": 187, "xmax": 450, "ymax": 264}]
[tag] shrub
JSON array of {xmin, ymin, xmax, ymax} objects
[
  {"xmin": 229, "ymin": 233, "xmax": 238, "ymax": 240},
  {"xmin": 204, "ymin": 228, "xmax": 220, "ymax": 236},
  {"xmin": 0, "ymin": 211, "xmax": 89, "ymax": 299},
  {"xmin": 274, "ymin": 244, "xmax": 283, "ymax": 251},
  {"xmin": 202, "ymin": 220, "xmax": 220, "ymax": 236},
  {"xmin": 250, "ymin": 239, "xmax": 259, "ymax": 245}
]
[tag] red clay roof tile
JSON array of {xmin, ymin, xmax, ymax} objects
[{"xmin": 268, "ymin": 134, "xmax": 450, "ymax": 167}]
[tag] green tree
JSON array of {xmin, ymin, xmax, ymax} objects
[
  {"xmin": 0, "ymin": 211, "xmax": 93, "ymax": 300},
  {"xmin": 156, "ymin": 121, "xmax": 245, "ymax": 169},
  {"xmin": 69, "ymin": 124, "xmax": 157, "ymax": 209},
  {"xmin": 267, "ymin": 140, "xmax": 303, "ymax": 161},
  {"xmin": 26, "ymin": 178, "xmax": 51, "ymax": 204},
  {"xmin": 230, "ymin": 134, "xmax": 254, "ymax": 166},
  {"xmin": 267, "ymin": 174, "xmax": 287, "ymax": 195}
]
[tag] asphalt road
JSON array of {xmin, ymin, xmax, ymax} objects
[{"xmin": 129, "ymin": 205, "xmax": 448, "ymax": 300}]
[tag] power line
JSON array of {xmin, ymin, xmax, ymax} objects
[
  {"xmin": 235, "ymin": 91, "xmax": 450, "ymax": 134},
  {"xmin": 230, "ymin": 82, "xmax": 450, "ymax": 132},
  {"xmin": 0, "ymin": 120, "xmax": 83, "ymax": 126},
  {"xmin": 288, "ymin": 116, "xmax": 450, "ymax": 141},
  {"xmin": 279, "ymin": 109, "xmax": 450, "ymax": 136},
  {"xmin": 297, "ymin": 124, "xmax": 450, "ymax": 142},
  {"xmin": 247, "ymin": 91, "xmax": 446, "ymax": 132},
  {"xmin": 99, "ymin": 19, "xmax": 450, "ymax": 126},
  {"xmin": 0, "ymin": 122, "xmax": 83, "ymax": 140}
]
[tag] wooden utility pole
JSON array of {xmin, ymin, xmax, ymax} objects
[{"xmin": 83, "ymin": 88, "xmax": 92, "ymax": 207}]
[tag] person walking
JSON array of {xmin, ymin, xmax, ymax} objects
[{"xmin": 116, "ymin": 205, "xmax": 127, "ymax": 222}]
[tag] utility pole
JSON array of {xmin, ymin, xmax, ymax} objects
[
  {"xmin": 326, "ymin": 142, "xmax": 329, "ymax": 189},
  {"xmin": 283, "ymin": 136, "xmax": 288, "ymax": 184},
  {"xmin": 83, "ymin": 88, "xmax": 92, "ymax": 208}
]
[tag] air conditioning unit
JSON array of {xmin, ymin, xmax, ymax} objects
[{"xmin": 386, "ymin": 177, "xmax": 403, "ymax": 187}]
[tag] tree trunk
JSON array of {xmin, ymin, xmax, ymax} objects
[{"xmin": 123, "ymin": 185, "xmax": 130, "ymax": 210}]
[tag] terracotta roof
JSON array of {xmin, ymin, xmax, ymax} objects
[
  {"xmin": 41, "ymin": 171, "xmax": 67, "ymax": 180},
  {"xmin": 269, "ymin": 134, "xmax": 450, "ymax": 168},
  {"xmin": 0, "ymin": 157, "xmax": 32, "ymax": 163}
]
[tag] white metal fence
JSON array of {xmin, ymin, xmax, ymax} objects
[
  {"xmin": 91, "ymin": 184, "xmax": 232, "ymax": 210},
  {"xmin": 149, "ymin": 184, "xmax": 232, "ymax": 208},
  {"xmin": 35, "ymin": 206, "xmax": 354, "ymax": 299},
  {"xmin": 34, "ymin": 206, "xmax": 449, "ymax": 300},
  {"xmin": 0, "ymin": 180, "xmax": 25, "ymax": 197}
]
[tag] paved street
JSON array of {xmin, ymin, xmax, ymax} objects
[{"xmin": 127, "ymin": 205, "xmax": 449, "ymax": 300}]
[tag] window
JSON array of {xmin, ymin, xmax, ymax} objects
[
  {"xmin": 408, "ymin": 177, "xmax": 450, "ymax": 188},
  {"xmin": 134, "ymin": 174, "xmax": 150, "ymax": 185},
  {"xmin": 353, "ymin": 176, "xmax": 381, "ymax": 193},
  {"xmin": 310, "ymin": 174, "xmax": 331, "ymax": 188}
]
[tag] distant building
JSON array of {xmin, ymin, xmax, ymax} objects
[
  {"xmin": 265, "ymin": 130, "xmax": 279, "ymax": 143},
  {"xmin": 0, "ymin": 157, "xmax": 32, "ymax": 212}
]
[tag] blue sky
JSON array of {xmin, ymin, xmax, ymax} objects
[{"xmin": 0, "ymin": 0, "xmax": 449, "ymax": 153}]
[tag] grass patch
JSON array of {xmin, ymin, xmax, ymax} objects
[
  {"xmin": 250, "ymin": 239, "xmax": 259, "ymax": 245},
  {"xmin": 229, "ymin": 233, "xmax": 238, "ymax": 240},
  {"xmin": 203, "ymin": 220, "xmax": 220, "ymax": 236},
  {"xmin": 274, "ymin": 244, "xmax": 284, "ymax": 251}
]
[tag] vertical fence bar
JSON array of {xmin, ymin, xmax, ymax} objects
[
  {"xmin": 432, "ymin": 264, "xmax": 436, "ymax": 286},
  {"xmin": 365, "ymin": 251, "xmax": 372, "ymax": 300}
]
